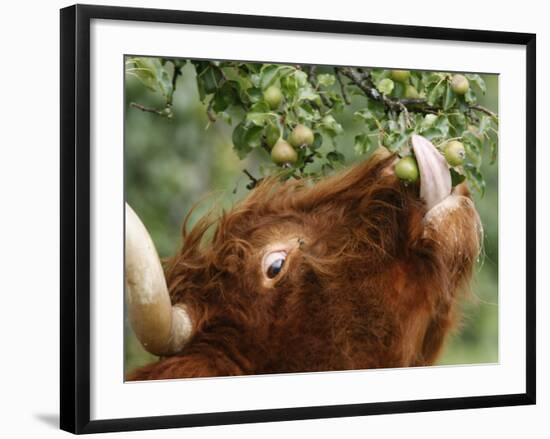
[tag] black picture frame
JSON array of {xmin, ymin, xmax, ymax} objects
[{"xmin": 60, "ymin": 4, "xmax": 536, "ymax": 434}]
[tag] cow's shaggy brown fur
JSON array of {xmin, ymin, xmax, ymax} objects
[{"xmin": 127, "ymin": 154, "xmax": 481, "ymax": 380}]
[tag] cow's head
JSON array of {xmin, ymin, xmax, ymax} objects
[{"xmin": 126, "ymin": 135, "xmax": 482, "ymax": 375}]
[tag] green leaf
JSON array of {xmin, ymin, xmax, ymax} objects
[
  {"xmin": 419, "ymin": 115, "xmax": 449, "ymax": 140},
  {"xmin": 464, "ymin": 163, "xmax": 485, "ymax": 196},
  {"xmin": 450, "ymin": 168, "xmax": 466, "ymax": 187},
  {"xmin": 242, "ymin": 63, "xmax": 262, "ymax": 74},
  {"xmin": 232, "ymin": 122, "xmax": 251, "ymax": 158},
  {"xmin": 297, "ymin": 86, "xmax": 321, "ymax": 103},
  {"xmin": 264, "ymin": 121, "xmax": 281, "ymax": 148},
  {"xmin": 196, "ymin": 79, "xmax": 206, "ymax": 102},
  {"xmin": 391, "ymin": 82, "xmax": 405, "ymax": 99},
  {"xmin": 463, "ymin": 130, "xmax": 483, "ymax": 152},
  {"xmin": 126, "ymin": 58, "xmax": 158, "ymax": 91},
  {"xmin": 317, "ymin": 73, "xmax": 336, "ymax": 87},
  {"xmin": 443, "ymin": 83, "xmax": 457, "ymax": 110},
  {"xmin": 246, "ymin": 87, "xmax": 263, "ymax": 103},
  {"xmin": 354, "ymin": 133, "xmax": 374, "ymax": 155},
  {"xmin": 462, "ymin": 130, "xmax": 483, "ymax": 167},
  {"xmin": 384, "ymin": 131, "xmax": 410, "ymax": 152},
  {"xmin": 387, "ymin": 119, "xmax": 399, "ymax": 133},
  {"xmin": 434, "ymin": 115, "xmax": 450, "ymax": 138},
  {"xmin": 448, "ymin": 113, "xmax": 467, "ymax": 134},
  {"xmin": 212, "ymin": 81, "xmax": 239, "ymax": 112},
  {"xmin": 249, "ymin": 73, "xmax": 261, "ymax": 88},
  {"xmin": 319, "ymin": 114, "xmax": 343, "ymax": 137},
  {"xmin": 420, "ymin": 113, "xmax": 438, "ymax": 131},
  {"xmin": 260, "ymin": 64, "xmax": 293, "ymax": 90},
  {"xmin": 260, "ymin": 65, "xmax": 280, "ymax": 89},
  {"xmin": 369, "ymin": 69, "xmax": 388, "ymax": 85},
  {"xmin": 249, "ymin": 101, "xmax": 271, "ymax": 113},
  {"xmin": 295, "ymin": 70, "xmax": 308, "ymax": 87},
  {"xmin": 328, "ymin": 92, "xmax": 344, "ymax": 112},
  {"xmin": 280, "ymin": 74, "xmax": 299, "ymax": 98},
  {"xmin": 420, "ymin": 129, "xmax": 442, "ymax": 141},
  {"xmin": 478, "ymin": 114, "xmax": 492, "ymax": 136},
  {"xmin": 326, "ymin": 150, "xmax": 345, "ymax": 164},
  {"xmin": 201, "ymin": 66, "xmax": 224, "ymax": 94},
  {"xmin": 311, "ymin": 132, "xmax": 323, "ymax": 150},
  {"xmin": 465, "ymin": 74, "xmax": 486, "ymax": 94},
  {"xmin": 397, "ymin": 111, "xmax": 409, "ymax": 132},
  {"xmin": 410, "ymin": 71, "xmax": 421, "ymax": 89},
  {"xmin": 464, "ymin": 88, "xmax": 477, "ymax": 104},
  {"xmin": 377, "ymin": 78, "xmax": 394, "ymax": 95},
  {"xmin": 155, "ymin": 64, "xmax": 173, "ymax": 98},
  {"xmin": 295, "ymin": 102, "xmax": 321, "ymax": 123},
  {"xmin": 427, "ymin": 79, "xmax": 445, "ymax": 106},
  {"xmin": 245, "ymin": 125, "xmax": 264, "ymax": 148},
  {"xmin": 232, "ymin": 122, "xmax": 264, "ymax": 159},
  {"xmin": 423, "ymin": 72, "xmax": 444, "ymax": 87},
  {"xmin": 354, "ymin": 109, "xmax": 379, "ymax": 129},
  {"xmin": 246, "ymin": 112, "xmax": 271, "ymax": 126},
  {"xmin": 212, "ymin": 93, "xmax": 228, "ymax": 112},
  {"xmin": 191, "ymin": 60, "xmax": 210, "ymax": 76},
  {"xmin": 126, "ymin": 57, "xmax": 173, "ymax": 97}
]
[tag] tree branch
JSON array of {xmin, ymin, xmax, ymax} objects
[
  {"xmin": 337, "ymin": 67, "xmax": 496, "ymax": 121},
  {"xmin": 335, "ymin": 68, "xmax": 350, "ymax": 105},
  {"xmin": 306, "ymin": 65, "xmax": 333, "ymax": 108},
  {"xmin": 130, "ymin": 102, "xmax": 166, "ymax": 116},
  {"xmin": 130, "ymin": 59, "xmax": 182, "ymax": 118},
  {"xmin": 470, "ymin": 104, "xmax": 498, "ymax": 120},
  {"xmin": 338, "ymin": 67, "xmax": 407, "ymax": 113},
  {"xmin": 243, "ymin": 169, "xmax": 262, "ymax": 189}
]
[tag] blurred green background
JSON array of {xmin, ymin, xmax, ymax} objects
[{"xmin": 124, "ymin": 61, "xmax": 498, "ymax": 374}]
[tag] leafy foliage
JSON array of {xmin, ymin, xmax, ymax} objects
[
  {"xmin": 125, "ymin": 57, "xmax": 498, "ymax": 195},
  {"xmin": 124, "ymin": 59, "xmax": 499, "ymax": 371}
]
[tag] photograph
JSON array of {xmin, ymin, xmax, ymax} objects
[{"xmin": 123, "ymin": 57, "xmax": 499, "ymax": 381}]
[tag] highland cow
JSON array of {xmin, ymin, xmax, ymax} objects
[{"xmin": 125, "ymin": 135, "xmax": 482, "ymax": 380}]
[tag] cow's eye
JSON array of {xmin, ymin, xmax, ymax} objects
[{"xmin": 263, "ymin": 251, "xmax": 287, "ymax": 279}]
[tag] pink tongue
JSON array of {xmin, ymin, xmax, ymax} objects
[{"xmin": 411, "ymin": 134, "xmax": 452, "ymax": 210}]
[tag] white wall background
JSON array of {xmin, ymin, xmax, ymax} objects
[{"xmin": 0, "ymin": 0, "xmax": 546, "ymax": 437}]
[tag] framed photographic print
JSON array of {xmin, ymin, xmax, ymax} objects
[{"xmin": 60, "ymin": 4, "xmax": 536, "ymax": 434}]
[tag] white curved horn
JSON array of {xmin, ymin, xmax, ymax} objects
[
  {"xmin": 125, "ymin": 203, "xmax": 192, "ymax": 356},
  {"xmin": 411, "ymin": 134, "xmax": 452, "ymax": 211}
]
